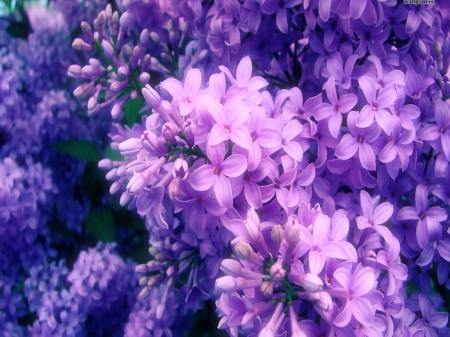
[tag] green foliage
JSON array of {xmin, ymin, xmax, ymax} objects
[
  {"xmin": 81, "ymin": 162, "xmax": 108, "ymax": 204},
  {"xmin": 52, "ymin": 140, "xmax": 100, "ymax": 162},
  {"xmin": 124, "ymin": 97, "xmax": 143, "ymax": 127},
  {"xmin": 84, "ymin": 209, "xmax": 116, "ymax": 243},
  {"xmin": 103, "ymin": 144, "xmax": 124, "ymax": 161},
  {"xmin": 2, "ymin": 0, "xmax": 13, "ymax": 9}
]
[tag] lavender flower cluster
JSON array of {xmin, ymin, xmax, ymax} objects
[
  {"xmin": 68, "ymin": 0, "xmax": 450, "ymax": 335},
  {"xmin": 1, "ymin": 0, "xmax": 450, "ymax": 335}
]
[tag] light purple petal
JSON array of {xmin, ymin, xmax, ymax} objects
[
  {"xmin": 419, "ymin": 125, "xmax": 440, "ymax": 141},
  {"xmin": 231, "ymin": 126, "xmax": 252, "ymax": 150},
  {"xmin": 350, "ymin": 0, "xmax": 366, "ymax": 18},
  {"xmin": 379, "ymin": 142, "xmax": 397, "ymax": 163},
  {"xmin": 283, "ymin": 120, "xmax": 303, "ymax": 142},
  {"xmin": 258, "ymin": 128, "xmax": 282, "ymax": 148},
  {"xmin": 406, "ymin": 10, "xmax": 421, "ymax": 34},
  {"xmin": 429, "ymin": 313, "xmax": 448, "ymax": 328},
  {"xmin": 209, "ymin": 123, "xmax": 231, "ymax": 146},
  {"xmin": 359, "ymin": 76, "xmax": 377, "ymax": 104},
  {"xmin": 189, "ymin": 165, "xmax": 216, "ymax": 191},
  {"xmin": 335, "ymin": 134, "xmax": 358, "ymax": 160},
  {"xmin": 358, "ymin": 142, "xmax": 376, "ymax": 171},
  {"xmin": 357, "ymin": 106, "xmax": 376, "ymax": 128},
  {"xmin": 283, "ymin": 141, "xmax": 304, "ymax": 162},
  {"xmin": 374, "ymin": 108, "xmax": 393, "ymax": 135},
  {"xmin": 222, "ymin": 154, "xmax": 248, "ymax": 177},
  {"xmin": 373, "ymin": 202, "xmax": 393, "ymax": 225},
  {"xmin": 244, "ymin": 181, "xmax": 262, "ymax": 209},
  {"xmin": 416, "ymin": 245, "xmax": 435, "ymax": 267},
  {"xmin": 184, "ymin": 69, "xmax": 202, "ymax": 98},
  {"xmin": 339, "ymin": 94, "xmax": 357, "ymax": 113},
  {"xmin": 334, "ymin": 302, "xmax": 352, "ymax": 327},
  {"xmin": 352, "ymin": 267, "xmax": 375, "ymax": 297},
  {"xmin": 376, "ymin": 86, "xmax": 397, "ymax": 109},
  {"xmin": 416, "ymin": 219, "xmax": 429, "ymax": 249},
  {"xmin": 397, "ymin": 206, "xmax": 419, "ymax": 220},
  {"xmin": 214, "ymin": 175, "xmax": 233, "ymax": 208},
  {"xmin": 437, "ymin": 240, "xmax": 450, "ymax": 262},
  {"xmin": 236, "ymin": 56, "xmax": 252, "ymax": 85},
  {"xmin": 352, "ymin": 298, "xmax": 373, "ymax": 327},
  {"xmin": 276, "ymin": 7, "xmax": 288, "ymax": 34}
]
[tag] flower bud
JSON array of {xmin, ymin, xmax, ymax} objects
[
  {"xmin": 141, "ymin": 130, "xmax": 160, "ymax": 153},
  {"xmin": 139, "ymin": 277, "xmax": 149, "ymax": 285},
  {"xmin": 302, "ymin": 273, "xmax": 323, "ymax": 293},
  {"xmin": 182, "ymin": 119, "xmax": 196, "ymax": 146},
  {"xmin": 87, "ymin": 96, "xmax": 98, "ymax": 112},
  {"xmin": 150, "ymin": 31, "xmax": 160, "ymax": 44},
  {"xmin": 168, "ymin": 177, "xmax": 180, "ymax": 199},
  {"xmin": 111, "ymin": 80, "xmax": 129, "ymax": 92},
  {"xmin": 140, "ymin": 29, "xmax": 149, "ymax": 46},
  {"xmin": 119, "ymin": 138, "xmax": 142, "ymax": 157},
  {"xmin": 234, "ymin": 242, "xmax": 263, "ymax": 267},
  {"xmin": 270, "ymin": 225, "xmax": 284, "ymax": 257},
  {"xmin": 173, "ymin": 157, "xmax": 188, "ymax": 179},
  {"xmin": 142, "ymin": 84, "xmax": 161, "ymax": 109},
  {"xmin": 317, "ymin": 291, "xmax": 332, "ymax": 311},
  {"xmin": 111, "ymin": 179, "xmax": 125, "ymax": 194},
  {"xmin": 139, "ymin": 72, "xmax": 150, "ymax": 84},
  {"xmin": 260, "ymin": 281, "xmax": 274, "ymax": 296},
  {"xmin": 417, "ymin": 39, "xmax": 428, "ymax": 59},
  {"xmin": 101, "ymin": 40, "xmax": 115, "ymax": 59},
  {"xmin": 127, "ymin": 172, "xmax": 148, "ymax": 194},
  {"xmin": 162, "ymin": 122, "xmax": 178, "ymax": 144},
  {"xmin": 142, "ymin": 54, "xmax": 151, "ymax": 71},
  {"xmin": 111, "ymin": 102, "xmax": 124, "ymax": 119},
  {"xmin": 105, "ymin": 168, "xmax": 118, "ymax": 181},
  {"xmin": 82, "ymin": 65, "xmax": 97, "ymax": 78},
  {"xmin": 72, "ymin": 38, "xmax": 91, "ymax": 51},
  {"xmin": 118, "ymin": 66, "xmax": 130, "ymax": 78},
  {"xmin": 130, "ymin": 90, "xmax": 138, "ymax": 100},
  {"xmin": 215, "ymin": 276, "xmax": 237, "ymax": 293},
  {"xmin": 68, "ymin": 65, "xmax": 82, "ymax": 77},
  {"xmin": 119, "ymin": 11, "xmax": 131, "ymax": 30},
  {"xmin": 112, "ymin": 11, "xmax": 119, "ymax": 35},
  {"xmin": 269, "ymin": 260, "xmax": 285, "ymax": 282},
  {"xmin": 136, "ymin": 264, "xmax": 148, "ymax": 273},
  {"xmin": 139, "ymin": 287, "xmax": 150, "ymax": 298},
  {"xmin": 80, "ymin": 21, "xmax": 92, "ymax": 34},
  {"xmin": 98, "ymin": 159, "xmax": 113, "ymax": 170},
  {"xmin": 198, "ymin": 49, "xmax": 208, "ymax": 61}
]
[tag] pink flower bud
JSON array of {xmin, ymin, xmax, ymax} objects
[
  {"xmin": 270, "ymin": 225, "xmax": 284, "ymax": 257},
  {"xmin": 302, "ymin": 273, "xmax": 323, "ymax": 293},
  {"xmin": 141, "ymin": 130, "xmax": 160, "ymax": 153},
  {"xmin": 68, "ymin": 65, "xmax": 82, "ymax": 77},
  {"xmin": 260, "ymin": 281, "xmax": 274, "ymax": 296},
  {"xmin": 80, "ymin": 21, "xmax": 91, "ymax": 35},
  {"xmin": 130, "ymin": 90, "xmax": 138, "ymax": 100},
  {"xmin": 142, "ymin": 85, "xmax": 161, "ymax": 109},
  {"xmin": 101, "ymin": 40, "xmax": 114, "ymax": 59},
  {"xmin": 139, "ymin": 276, "xmax": 149, "ymax": 285},
  {"xmin": 139, "ymin": 287, "xmax": 150, "ymax": 298},
  {"xmin": 139, "ymin": 72, "xmax": 150, "ymax": 84},
  {"xmin": 105, "ymin": 168, "xmax": 118, "ymax": 180},
  {"xmin": 109, "ymin": 181, "xmax": 122, "ymax": 195},
  {"xmin": 168, "ymin": 177, "xmax": 180, "ymax": 200},
  {"xmin": 111, "ymin": 80, "xmax": 129, "ymax": 92},
  {"xmin": 172, "ymin": 157, "xmax": 188, "ymax": 179},
  {"xmin": 221, "ymin": 259, "xmax": 265, "ymax": 279},
  {"xmin": 119, "ymin": 138, "xmax": 142, "ymax": 157},
  {"xmin": 269, "ymin": 260, "xmax": 285, "ymax": 282},
  {"xmin": 72, "ymin": 38, "xmax": 91, "ymax": 50},
  {"xmin": 150, "ymin": 31, "xmax": 160, "ymax": 43},
  {"xmin": 111, "ymin": 102, "xmax": 124, "ymax": 119},
  {"xmin": 135, "ymin": 264, "xmax": 147, "ymax": 273},
  {"xmin": 234, "ymin": 242, "xmax": 264, "ymax": 267},
  {"xmin": 140, "ymin": 29, "xmax": 149, "ymax": 46},
  {"xmin": 317, "ymin": 291, "xmax": 332, "ymax": 311},
  {"xmin": 215, "ymin": 276, "xmax": 262, "ymax": 294},
  {"xmin": 162, "ymin": 122, "xmax": 178, "ymax": 144},
  {"xmin": 182, "ymin": 119, "xmax": 196, "ymax": 146},
  {"xmin": 118, "ymin": 66, "xmax": 130, "ymax": 78},
  {"xmin": 98, "ymin": 159, "xmax": 113, "ymax": 170},
  {"xmin": 119, "ymin": 11, "xmax": 131, "ymax": 30}
]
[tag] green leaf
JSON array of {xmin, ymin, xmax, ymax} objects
[
  {"xmin": 127, "ymin": 243, "xmax": 151, "ymax": 264},
  {"xmin": 124, "ymin": 97, "xmax": 143, "ymax": 127},
  {"xmin": 2, "ymin": 0, "xmax": 12, "ymax": 9},
  {"xmin": 103, "ymin": 144, "xmax": 124, "ymax": 161},
  {"xmin": 84, "ymin": 209, "xmax": 116, "ymax": 243},
  {"xmin": 81, "ymin": 162, "xmax": 108, "ymax": 204},
  {"xmin": 52, "ymin": 140, "xmax": 100, "ymax": 162}
]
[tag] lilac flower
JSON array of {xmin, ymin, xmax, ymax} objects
[
  {"xmin": 326, "ymin": 54, "xmax": 358, "ymax": 89},
  {"xmin": 245, "ymin": 105, "xmax": 281, "ymax": 170},
  {"xmin": 411, "ymin": 294, "xmax": 448, "ymax": 336},
  {"xmin": 260, "ymin": 0, "xmax": 302, "ymax": 33},
  {"xmin": 356, "ymin": 190, "xmax": 394, "ymax": 244},
  {"xmin": 397, "ymin": 185, "xmax": 448, "ymax": 249},
  {"xmin": 419, "ymin": 100, "xmax": 450, "ymax": 161},
  {"xmin": 208, "ymin": 101, "xmax": 252, "ymax": 150},
  {"xmin": 314, "ymin": 76, "xmax": 357, "ymax": 138},
  {"xmin": 333, "ymin": 264, "xmax": 378, "ymax": 328},
  {"xmin": 189, "ymin": 142, "xmax": 247, "ymax": 208},
  {"xmin": 335, "ymin": 111, "xmax": 381, "ymax": 171},
  {"xmin": 357, "ymin": 76, "xmax": 397, "ymax": 135},
  {"xmin": 161, "ymin": 69, "xmax": 213, "ymax": 116},
  {"xmin": 376, "ymin": 239, "xmax": 408, "ymax": 296}
]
